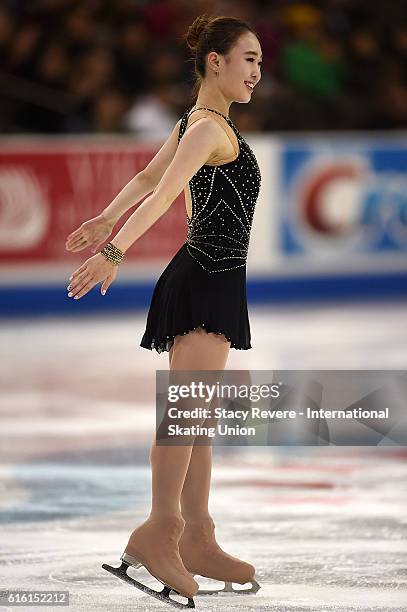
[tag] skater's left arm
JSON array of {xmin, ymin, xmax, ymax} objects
[{"xmin": 67, "ymin": 120, "xmax": 219, "ymax": 300}]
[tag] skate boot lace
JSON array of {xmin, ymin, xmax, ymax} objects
[
  {"xmin": 166, "ymin": 522, "xmax": 193, "ymax": 577},
  {"xmin": 194, "ymin": 519, "xmax": 223, "ymax": 555},
  {"xmin": 127, "ymin": 517, "xmax": 189, "ymax": 572}
]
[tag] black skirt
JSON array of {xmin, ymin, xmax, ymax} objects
[{"xmin": 140, "ymin": 243, "xmax": 251, "ymax": 353}]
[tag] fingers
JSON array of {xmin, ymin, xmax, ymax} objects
[
  {"xmin": 66, "ymin": 228, "xmax": 81, "ymax": 241},
  {"xmin": 66, "ymin": 218, "xmax": 110, "ymax": 253},
  {"xmin": 66, "ymin": 238, "xmax": 88, "ymax": 252},
  {"xmin": 100, "ymin": 274, "xmax": 114, "ymax": 295},
  {"xmin": 65, "ymin": 226, "xmax": 89, "ymax": 251},
  {"xmin": 65, "ymin": 229, "xmax": 84, "ymax": 246},
  {"xmin": 67, "ymin": 271, "xmax": 92, "ymax": 295},
  {"xmin": 66, "ymin": 235, "xmax": 104, "ymax": 253},
  {"xmin": 68, "ymin": 278, "xmax": 96, "ymax": 300},
  {"xmin": 67, "ymin": 254, "xmax": 117, "ymax": 300}
]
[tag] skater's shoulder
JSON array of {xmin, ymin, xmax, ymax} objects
[{"xmin": 183, "ymin": 109, "xmax": 238, "ymax": 166}]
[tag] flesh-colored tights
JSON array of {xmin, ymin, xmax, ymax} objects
[{"xmin": 149, "ymin": 326, "xmax": 230, "ymax": 522}]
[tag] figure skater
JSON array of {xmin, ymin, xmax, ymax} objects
[{"xmin": 65, "ymin": 13, "xmax": 262, "ymax": 609}]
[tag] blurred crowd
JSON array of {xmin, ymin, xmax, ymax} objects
[{"xmin": 0, "ymin": 0, "xmax": 406, "ymax": 136}]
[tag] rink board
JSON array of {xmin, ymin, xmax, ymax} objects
[{"xmin": 0, "ymin": 134, "xmax": 406, "ymax": 315}]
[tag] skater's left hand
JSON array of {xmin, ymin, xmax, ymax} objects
[{"xmin": 67, "ymin": 253, "xmax": 118, "ymax": 300}]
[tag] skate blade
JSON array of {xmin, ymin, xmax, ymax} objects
[
  {"xmin": 102, "ymin": 561, "xmax": 195, "ymax": 609},
  {"xmin": 196, "ymin": 578, "xmax": 261, "ymax": 596}
]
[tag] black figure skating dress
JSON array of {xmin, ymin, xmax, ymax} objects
[{"xmin": 140, "ymin": 106, "xmax": 261, "ymax": 353}]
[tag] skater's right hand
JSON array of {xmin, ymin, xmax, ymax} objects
[{"xmin": 65, "ymin": 214, "xmax": 114, "ymax": 254}]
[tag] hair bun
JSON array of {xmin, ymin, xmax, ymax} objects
[{"xmin": 185, "ymin": 14, "xmax": 212, "ymax": 54}]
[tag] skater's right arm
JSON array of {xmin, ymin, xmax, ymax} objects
[
  {"xmin": 108, "ymin": 119, "xmax": 222, "ymax": 253},
  {"xmin": 100, "ymin": 119, "xmax": 183, "ymax": 226}
]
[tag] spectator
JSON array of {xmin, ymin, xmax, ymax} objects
[
  {"xmin": 124, "ymin": 80, "xmax": 182, "ymax": 139},
  {"xmin": 0, "ymin": 0, "xmax": 405, "ymax": 133}
]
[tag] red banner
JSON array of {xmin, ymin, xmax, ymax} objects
[{"xmin": 0, "ymin": 142, "xmax": 187, "ymax": 263}]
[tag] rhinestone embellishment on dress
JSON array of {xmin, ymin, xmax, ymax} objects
[{"xmin": 178, "ymin": 106, "xmax": 261, "ymax": 273}]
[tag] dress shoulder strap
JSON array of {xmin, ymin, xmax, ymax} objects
[
  {"xmin": 188, "ymin": 106, "xmax": 238, "ymax": 132},
  {"xmin": 178, "ymin": 106, "xmax": 239, "ymax": 142}
]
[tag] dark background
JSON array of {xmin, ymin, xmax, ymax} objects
[{"xmin": 0, "ymin": 0, "xmax": 406, "ymax": 135}]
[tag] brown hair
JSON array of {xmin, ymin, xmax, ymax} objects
[{"xmin": 184, "ymin": 14, "xmax": 258, "ymax": 99}]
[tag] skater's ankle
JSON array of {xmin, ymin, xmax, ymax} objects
[
  {"xmin": 181, "ymin": 511, "xmax": 213, "ymax": 524},
  {"xmin": 148, "ymin": 511, "xmax": 185, "ymax": 525}
]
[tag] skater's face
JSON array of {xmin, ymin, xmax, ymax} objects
[{"xmin": 209, "ymin": 32, "xmax": 262, "ymax": 103}]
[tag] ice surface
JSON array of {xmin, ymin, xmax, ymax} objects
[{"xmin": 0, "ymin": 303, "xmax": 406, "ymax": 611}]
